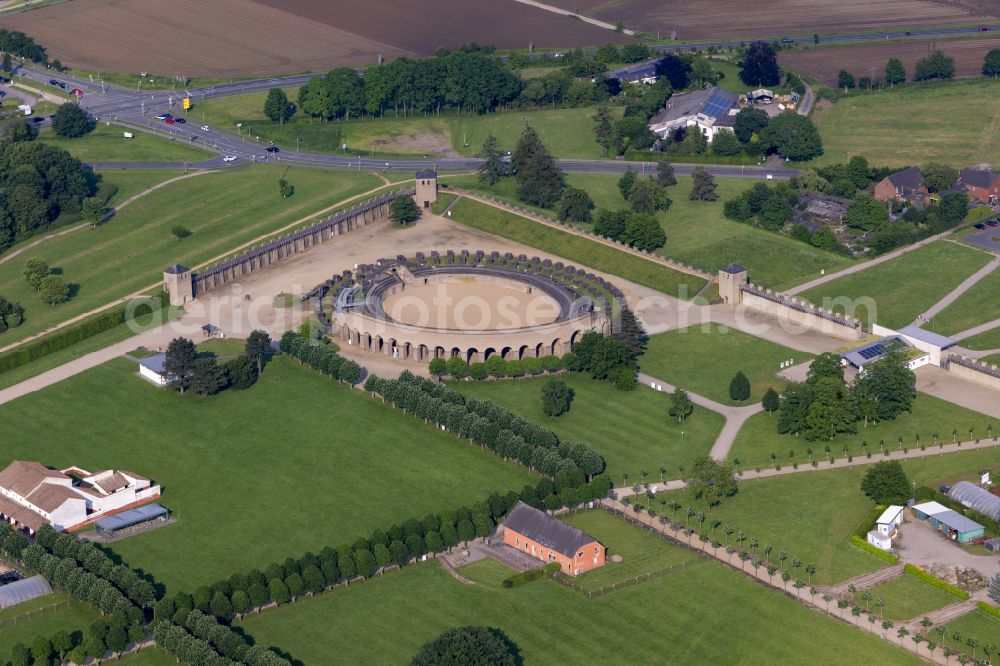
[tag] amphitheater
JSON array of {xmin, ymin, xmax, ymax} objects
[{"xmin": 309, "ymin": 250, "xmax": 620, "ymax": 364}]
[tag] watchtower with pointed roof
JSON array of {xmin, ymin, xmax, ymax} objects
[
  {"xmin": 718, "ymin": 264, "xmax": 747, "ymax": 305},
  {"xmin": 163, "ymin": 264, "xmax": 193, "ymax": 306}
]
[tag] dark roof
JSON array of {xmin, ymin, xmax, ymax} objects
[
  {"xmin": 608, "ymin": 57, "xmax": 664, "ymax": 81},
  {"xmin": 164, "ymin": 264, "xmax": 190, "ymax": 275},
  {"xmin": 720, "ymin": 263, "xmax": 746, "ymax": 274},
  {"xmin": 699, "ymin": 89, "xmax": 739, "ymax": 119},
  {"xmin": 201, "ymin": 323, "xmax": 220, "ymax": 333},
  {"xmin": 138, "ymin": 353, "xmax": 167, "ymax": 374},
  {"xmin": 415, "ymin": 169, "xmax": 437, "ymax": 179},
  {"xmin": 95, "ymin": 503, "xmax": 168, "ymax": 532},
  {"xmin": 959, "ymin": 167, "xmax": 997, "ymax": 189},
  {"xmin": 503, "ymin": 502, "xmax": 598, "ymax": 558},
  {"xmin": 886, "ymin": 166, "xmax": 924, "ymax": 190}
]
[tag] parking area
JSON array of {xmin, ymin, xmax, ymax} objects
[
  {"xmin": 896, "ymin": 514, "xmax": 1000, "ymax": 589},
  {"xmin": 962, "ymin": 220, "xmax": 1000, "ymax": 253}
]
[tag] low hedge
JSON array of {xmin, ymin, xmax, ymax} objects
[
  {"xmin": 0, "ymin": 292, "xmax": 167, "ymax": 375},
  {"xmin": 849, "ymin": 535, "xmax": 899, "ymax": 564},
  {"xmin": 501, "ymin": 562, "xmax": 561, "ymax": 588},
  {"xmin": 852, "ymin": 505, "xmax": 888, "ymax": 539},
  {"xmin": 978, "ymin": 601, "xmax": 1000, "ymax": 620},
  {"xmin": 904, "ymin": 563, "xmax": 969, "ymax": 600}
]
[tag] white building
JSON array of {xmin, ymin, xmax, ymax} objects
[
  {"xmin": 647, "ymin": 87, "xmax": 740, "ymax": 143},
  {"xmin": 138, "ymin": 353, "xmax": 171, "ymax": 386},
  {"xmin": 839, "ymin": 335, "xmax": 931, "ymax": 373},
  {"xmin": 0, "ymin": 461, "xmax": 160, "ymax": 534},
  {"xmin": 867, "ymin": 504, "xmax": 904, "ymax": 551}
]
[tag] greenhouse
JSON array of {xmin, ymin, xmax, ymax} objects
[
  {"xmin": 0, "ymin": 575, "xmax": 52, "ymax": 609},
  {"xmin": 948, "ymin": 481, "xmax": 1000, "ymax": 521}
]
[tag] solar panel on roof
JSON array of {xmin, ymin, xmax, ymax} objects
[
  {"xmin": 700, "ymin": 91, "xmax": 737, "ymax": 119},
  {"xmin": 857, "ymin": 344, "xmax": 885, "ymax": 360}
]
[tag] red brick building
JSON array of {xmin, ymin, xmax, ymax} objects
[
  {"xmin": 873, "ymin": 166, "xmax": 928, "ymax": 204},
  {"xmin": 502, "ymin": 502, "xmax": 605, "ymax": 576},
  {"xmin": 956, "ymin": 166, "xmax": 1000, "ymax": 205}
]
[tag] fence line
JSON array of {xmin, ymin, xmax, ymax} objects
[{"xmin": 0, "ymin": 599, "xmax": 73, "ymax": 627}]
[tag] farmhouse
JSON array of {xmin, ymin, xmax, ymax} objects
[
  {"xmin": 955, "ymin": 166, "xmax": 1000, "ymax": 205},
  {"xmin": 648, "ymin": 87, "xmax": 740, "ymax": 143},
  {"xmin": 911, "ymin": 501, "xmax": 985, "ymax": 544},
  {"xmin": 0, "ymin": 461, "xmax": 160, "ymax": 534},
  {"xmin": 608, "ymin": 58, "xmax": 664, "ymax": 85},
  {"xmin": 873, "ymin": 167, "xmax": 928, "ymax": 205},
  {"xmin": 867, "ymin": 504, "xmax": 904, "ymax": 551},
  {"xmin": 502, "ymin": 502, "xmax": 605, "ymax": 576}
]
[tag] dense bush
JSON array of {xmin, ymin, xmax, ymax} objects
[
  {"xmin": 0, "ymin": 28, "xmax": 46, "ymax": 62},
  {"xmin": 411, "ymin": 626, "xmax": 517, "ymax": 666}
]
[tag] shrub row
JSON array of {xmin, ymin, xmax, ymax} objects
[
  {"xmin": 365, "ymin": 370, "xmax": 605, "ymax": 479},
  {"xmin": 848, "ymin": 535, "xmax": 899, "ymax": 564},
  {"xmin": 0, "ymin": 291, "xmax": 168, "ymax": 375},
  {"xmin": 903, "ymin": 563, "xmax": 970, "ymax": 600},
  {"xmin": 430, "ymin": 353, "xmax": 566, "ymax": 381},
  {"xmin": 501, "ymin": 562, "xmax": 560, "ymax": 588},
  {"xmin": 278, "ymin": 330, "xmax": 361, "ymax": 385},
  {"xmin": 978, "ymin": 600, "xmax": 1000, "ymax": 620}
]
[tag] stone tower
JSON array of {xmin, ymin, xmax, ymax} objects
[
  {"xmin": 163, "ymin": 264, "xmax": 193, "ymax": 306},
  {"xmin": 718, "ymin": 264, "xmax": 748, "ymax": 305},
  {"xmin": 414, "ymin": 170, "xmax": 438, "ymax": 209}
]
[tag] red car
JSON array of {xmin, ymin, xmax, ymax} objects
[
  {"xmin": 163, "ymin": 117, "xmax": 175, "ymax": 124},
  {"xmin": 70, "ymin": 88, "xmax": 84, "ymax": 97}
]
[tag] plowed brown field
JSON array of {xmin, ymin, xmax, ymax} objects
[
  {"xmin": 544, "ymin": 0, "xmax": 999, "ymax": 40},
  {"xmin": 0, "ymin": 0, "xmax": 629, "ymax": 77}
]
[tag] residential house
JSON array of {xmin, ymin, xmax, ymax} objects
[
  {"xmin": 956, "ymin": 166, "xmax": 1000, "ymax": 205},
  {"xmin": 873, "ymin": 167, "xmax": 928, "ymax": 204},
  {"xmin": 647, "ymin": 87, "xmax": 740, "ymax": 143},
  {"xmin": 502, "ymin": 502, "xmax": 605, "ymax": 576}
]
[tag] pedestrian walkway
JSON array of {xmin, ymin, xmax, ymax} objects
[
  {"xmin": 824, "ymin": 563, "xmax": 904, "ymax": 596},
  {"xmin": 951, "ymin": 317, "xmax": 1000, "ymax": 342},
  {"xmin": 913, "ymin": 256, "xmax": 999, "ymax": 326},
  {"xmin": 900, "ymin": 599, "xmax": 978, "ymax": 632}
]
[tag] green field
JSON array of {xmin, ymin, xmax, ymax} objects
[
  {"xmin": 0, "ymin": 357, "xmax": 535, "ymax": 593},
  {"xmin": 0, "ymin": 594, "xmax": 100, "ymax": 656},
  {"xmin": 800, "ymin": 241, "xmax": 994, "ymax": 329},
  {"xmin": 449, "ymin": 373, "xmax": 723, "ymax": 485},
  {"xmin": 863, "ymin": 574, "xmax": 958, "ymax": 622},
  {"xmin": 959, "ymin": 328, "xmax": 1000, "ymax": 351},
  {"xmin": 447, "ymin": 198, "xmax": 707, "ymax": 297},
  {"xmin": 729, "ymin": 393, "xmax": 999, "ymax": 469},
  {"xmin": 95, "ymin": 170, "xmax": 189, "ymax": 208},
  {"xmin": 234, "ymin": 518, "xmax": 918, "ymax": 665},
  {"xmin": 943, "ymin": 609, "xmax": 1000, "ymax": 653},
  {"xmin": 196, "ymin": 90, "xmax": 616, "ymax": 159},
  {"xmin": 0, "ymin": 167, "xmax": 380, "ymax": 347},
  {"xmin": 924, "ymin": 263, "xmax": 1000, "ymax": 337},
  {"xmin": 41, "ymin": 125, "xmax": 213, "ymax": 162},
  {"xmin": 446, "ymin": 173, "xmax": 853, "ymax": 290},
  {"xmin": 639, "ymin": 324, "xmax": 811, "ymax": 404},
  {"xmin": 812, "ymin": 79, "xmax": 1000, "ymax": 167}
]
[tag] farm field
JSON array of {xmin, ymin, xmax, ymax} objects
[
  {"xmin": 4, "ymin": 0, "xmax": 625, "ymax": 78},
  {"xmin": 639, "ymin": 324, "xmax": 812, "ymax": 404},
  {"xmin": 447, "ymin": 198, "xmax": 708, "ymax": 297},
  {"xmin": 810, "ymin": 78, "xmax": 1000, "ymax": 166},
  {"xmin": 446, "ymin": 173, "xmax": 852, "ymax": 289},
  {"xmin": 541, "ymin": 0, "xmax": 994, "ymax": 39},
  {"xmin": 0, "ymin": 594, "xmax": 101, "ymax": 656},
  {"xmin": 0, "ymin": 357, "xmax": 536, "ymax": 593},
  {"xmin": 660, "ymin": 452, "xmax": 1000, "ymax": 586},
  {"xmin": 862, "ymin": 574, "xmax": 959, "ymax": 622},
  {"xmin": 40, "ymin": 125, "xmax": 213, "ymax": 163},
  {"xmin": 235, "ymin": 521, "xmax": 918, "ymax": 665},
  {"xmin": 799, "ymin": 241, "xmax": 994, "ymax": 329},
  {"xmin": 729, "ymin": 393, "xmax": 998, "ymax": 469},
  {"xmin": 923, "ymin": 262, "xmax": 1000, "ymax": 337},
  {"xmin": 449, "ymin": 372, "xmax": 724, "ymax": 485},
  {"xmin": 0, "ymin": 166, "xmax": 380, "ymax": 347}
]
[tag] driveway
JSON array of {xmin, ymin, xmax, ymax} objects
[{"xmin": 895, "ymin": 515, "xmax": 999, "ymax": 586}]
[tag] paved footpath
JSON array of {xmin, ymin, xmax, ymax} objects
[
  {"xmin": 951, "ymin": 317, "xmax": 1000, "ymax": 342},
  {"xmin": 914, "ymin": 256, "xmax": 999, "ymax": 325}
]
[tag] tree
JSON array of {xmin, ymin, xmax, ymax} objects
[
  {"xmin": 621, "ymin": 43, "xmax": 650, "ymax": 63},
  {"xmin": 410, "ymin": 626, "xmax": 517, "ymax": 666},
  {"xmin": 618, "ymin": 169, "xmax": 636, "ymax": 200},
  {"xmin": 0, "ymin": 296, "xmax": 24, "ymax": 333},
  {"xmin": 477, "ymin": 133, "xmax": 505, "ymax": 185},
  {"xmin": 711, "ymin": 129, "xmax": 743, "ymax": 156},
  {"xmin": 172, "ymin": 224, "xmax": 191, "ymax": 240},
  {"xmin": 428, "ymin": 357, "xmax": 446, "ymax": 378},
  {"xmin": 807, "ymin": 352, "xmax": 845, "ymax": 385},
  {"xmin": 191, "ymin": 357, "xmax": 228, "ymax": 396},
  {"xmin": 655, "ymin": 158, "xmax": 676, "ymax": 187},
  {"xmin": 0, "ymin": 53, "xmax": 10, "ymax": 73},
  {"xmin": 936, "ymin": 191, "xmax": 969, "ymax": 227},
  {"xmin": 837, "ymin": 70, "xmax": 855, "ymax": 90},
  {"xmin": 985, "ymin": 49, "xmax": 1000, "ymax": 77},
  {"xmin": 82, "ymin": 196, "xmax": 106, "ymax": 228},
  {"xmin": 278, "ymin": 178, "xmax": 295, "ymax": 198},
  {"xmin": 8, "ymin": 643, "xmax": 31, "ymax": 666},
  {"xmin": 541, "ymin": 378, "xmax": 572, "ymax": 417},
  {"xmin": 802, "ymin": 377, "xmax": 856, "ymax": 441},
  {"xmin": 760, "ymin": 112, "xmax": 823, "ymax": 161},
  {"xmin": 922, "ymin": 163, "xmax": 958, "ymax": 193},
  {"xmin": 50, "ymin": 630, "xmax": 72, "ymax": 661},
  {"xmin": 729, "ymin": 371, "xmax": 750, "ymax": 402},
  {"xmin": 164, "ymin": 337, "xmax": 197, "ymax": 394},
  {"xmin": 620, "ymin": 211, "xmax": 666, "ymax": 250},
  {"xmin": 262, "ymin": 87, "xmax": 293, "ymax": 124},
  {"xmin": 511, "ymin": 125, "xmax": 564, "ymax": 207},
  {"xmin": 669, "ymin": 388, "xmax": 693, "ymax": 422},
  {"xmin": 733, "ymin": 107, "xmax": 769, "ymax": 143},
  {"xmin": 689, "ymin": 166, "xmax": 718, "ymax": 201},
  {"xmin": 245, "ymin": 329, "xmax": 272, "ymax": 378},
  {"xmin": 51, "ymin": 104, "xmax": 94, "ymax": 138},
  {"xmin": 592, "ymin": 107, "xmax": 618, "ymax": 157},
  {"xmin": 390, "ymin": 196, "xmax": 421, "ymax": 224},
  {"xmin": 38, "ymin": 274, "xmax": 69, "ymax": 304},
  {"xmin": 22, "ymin": 258, "xmax": 50, "ymax": 291},
  {"xmin": 685, "ymin": 455, "xmax": 738, "ymax": 504},
  {"xmin": 739, "ymin": 41, "xmax": 780, "ymax": 86},
  {"xmin": 914, "ymin": 50, "xmax": 955, "ymax": 80},
  {"xmin": 0, "ymin": 115, "xmax": 38, "ymax": 143},
  {"xmin": 30, "ymin": 636, "xmax": 52, "ymax": 666},
  {"xmin": 611, "ymin": 305, "xmax": 647, "ymax": 357},
  {"xmin": 762, "ymin": 387, "xmax": 780, "ymax": 413},
  {"xmin": 810, "ymin": 226, "xmax": 838, "ymax": 250},
  {"xmin": 852, "ymin": 348, "xmax": 916, "ymax": 423},
  {"xmin": 628, "ymin": 178, "xmax": 670, "ymax": 214},
  {"xmin": 224, "ymin": 355, "xmax": 257, "ymax": 390},
  {"xmin": 105, "ymin": 626, "xmax": 127, "ymax": 656},
  {"xmin": 861, "ymin": 460, "xmax": 911, "ymax": 504},
  {"xmin": 885, "ymin": 58, "xmax": 906, "ymax": 85},
  {"xmin": 844, "ymin": 195, "xmax": 889, "ymax": 230},
  {"xmin": 557, "ymin": 187, "xmax": 594, "ymax": 223}
]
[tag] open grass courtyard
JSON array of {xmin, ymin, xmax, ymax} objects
[
  {"xmin": 41, "ymin": 125, "xmax": 213, "ymax": 163},
  {"xmin": 0, "ymin": 357, "xmax": 536, "ymax": 593},
  {"xmin": 449, "ymin": 373, "xmax": 723, "ymax": 486},
  {"xmin": 639, "ymin": 324, "xmax": 811, "ymax": 404},
  {"xmin": 943, "ymin": 609, "xmax": 1000, "ymax": 655},
  {"xmin": 862, "ymin": 573, "xmax": 959, "ymax": 623},
  {"xmin": 234, "ymin": 516, "xmax": 918, "ymax": 665},
  {"xmin": 0, "ymin": 594, "xmax": 101, "ymax": 656},
  {"xmin": 799, "ymin": 241, "xmax": 994, "ymax": 329}
]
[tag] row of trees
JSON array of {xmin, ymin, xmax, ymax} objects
[
  {"xmin": 278, "ymin": 330, "xmax": 362, "ymax": 385},
  {"xmin": 429, "ymin": 351, "xmax": 566, "ymax": 381},
  {"xmin": 365, "ymin": 370, "xmax": 605, "ymax": 479},
  {"xmin": 182, "ymin": 610, "xmax": 289, "ymax": 665},
  {"xmin": 8, "ymin": 613, "xmax": 147, "ymax": 666},
  {"xmin": 0, "ymin": 28, "xmax": 47, "ymax": 63},
  {"xmin": 22, "ymin": 258, "xmax": 70, "ymax": 305},
  {"xmin": 21, "ymin": 544, "xmax": 142, "ymax": 617},
  {"xmin": 593, "ymin": 208, "xmax": 666, "ymax": 251},
  {"xmin": 152, "ymin": 621, "xmax": 236, "ymax": 666}
]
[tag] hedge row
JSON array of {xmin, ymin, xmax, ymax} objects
[
  {"xmin": 903, "ymin": 563, "xmax": 970, "ymax": 600},
  {"xmin": 365, "ymin": 370, "xmax": 605, "ymax": 479},
  {"xmin": 501, "ymin": 562, "xmax": 560, "ymax": 588},
  {"xmin": 978, "ymin": 601, "xmax": 1000, "ymax": 620},
  {"xmin": 0, "ymin": 291, "xmax": 168, "ymax": 375},
  {"xmin": 278, "ymin": 330, "xmax": 361, "ymax": 385},
  {"xmin": 849, "ymin": 535, "xmax": 899, "ymax": 564}
]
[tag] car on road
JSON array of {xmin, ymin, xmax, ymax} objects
[
  {"xmin": 987, "ymin": 220, "xmax": 998, "ymax": 227},
  {"xmin": 174, "ymin": 117, "xmax": 186, "ymax": 124},
  {"xmin": 0, "ymin": 91, "xmax": 5, "ymax": 98},
  {"xmin": 979, "ymin": 26, "xmax": 991, "ymax": 32},
  {"xmin": 222, "ymin": 156, "xmax": 237, "ymax": 162},
  {"xmin": 163, "ymin": 117, "xmax": 175, "ymax": 124},
  {"xmin": 48, "ymin": 79, "xmax": 65, "ymax": 89},
  {"xmin": 70, "ymin": 88, "xmax": 84, "ymax": 97},
  {"xmin": 265, "ymin": 146, "xmax": 279, "ymax": 153},
  {"xmin": 155, "ymin": 113, "xmax": 172, "ymax": 120},
  {"xmin": 200, "ymin": 125, "xmax": 210, "ymax": 131},
  {"xmin": 974, "ymin": 223, "xmax": 987, "ymax": 229},
  {"xmin": 780, "ymin": 37, "xmax": 794, "ymax": 43},
  {"xmin": 0, "ymin": 76, "xmax": 10, "ymax": 84}
]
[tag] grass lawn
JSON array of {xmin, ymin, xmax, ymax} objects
[
  {"xmin": 0, "ymin": 594, "xmax": 101, "ymax": 655},
  {"xmin": 959, "ymin": 327, "xmax": 1000, "ymax": 351},
  {"xmin": 812, "ymin": 79, "xmax": 1000, "ymax": 167},
  {"xmin": 446, "ymin": 173, "xmax": 852, "ymax": 290},
  {"xmin": 117, "ymin": 650, "xmax": 178, "ymax": 666},
  {"xmin": 640, "ymin": 324, "xmax": 812, "ymax": 404},
  {"xmin": 982, "ymin": 353, "xmax": 1000, "ymax": 365},
  {"xmin": 40, "ymin": 125, "xmax": 213, "ymax": 162},
  {"xmin": 923, "ymin": 263, "xmax": 1000, "ymax": 337},
  {"xmin": 457, "ymin": 558, "xmax": 511, "ymax": 587},
  {"xmin": 0, "ymin": 166, "xmax": 380, "ymax": 347},
  {"xmin": 862, "ymin": 573, "xmax": 958, "ymax": 622},
  {"xmin": 799, "ymin": 241, "xmax": 994, "ymax": 329},
  {"xmin": 729, "ymin": 393, "xmax": 999, "ymax": 469},
  {"xmin": 562, "ymin": 509, "xmax": 699, "ymax": 592},
  {"xmin": 95, "ymin": 170, "xmax": 188, "ymax": 208},
  {"xmin": 235, "ymin": 534, "xmax": 918, "ymax": 664},
  {"xmin": 196, "ymin": 90, "xmax": 616, "ymax": 158},
  {"xmin": 0, "ymin": 357, "xmax": 535, "ymax": 593},
  {"xmin": 944, "ymin": 609, "xmax": 1000, "ymax": 653},
  {"xmin": 195, "ymin": 338, "xmax": 246, "ymax": 357},
  {"xmin": 449, "ymin": 373, "xmax": 723, "ymax": 486}
]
